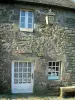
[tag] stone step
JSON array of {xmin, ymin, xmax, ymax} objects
[{"xmin": 46, "ymin": 90, "xmax": 60, "ymax": 96}]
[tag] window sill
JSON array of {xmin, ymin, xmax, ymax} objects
[
  {"xmin": 48, "ymin": 78, "xmax": 61, "ymax": 81},
  {"xmin": 20, "ymin": 28, "xmax": 33, "ymax": 32}
]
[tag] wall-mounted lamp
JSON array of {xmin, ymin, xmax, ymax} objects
[{"xmin": 45, "ymin": 9, "xmax": 55, "ymax": 25}]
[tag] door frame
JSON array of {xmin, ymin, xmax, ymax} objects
[{"xmin": 11, "ymin": 60, "xmax": 34, "ymax": 93}]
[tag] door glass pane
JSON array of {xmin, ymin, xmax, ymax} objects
[
  {"xmin": 14, "ymin": 79, "xmax": 18, "ymax": 84},
  {"xmin": 28, "ymin": 68, "xmax": 31, "ymax": 72},
  {"xmin": 14, "ymin": 62, "xmax": 18, "ymax": 67},
  {"xmin": 14, "ymin": 68, "xmax": 18, "ymax": 72},
  {"xmin": 19, "ymin": 73, "xmax": 22, "ymax": 78},
  {"xmin": 14, "ymin": 73, "xmax": 18, "ymax": 78},
  {"xmin": 19, "ymin": 68, "xmax": 22, "ymax": 72},
  {"xmin": 28, "ymin": 62, "xmax": 31, "ymax": 67},
  {"xmin": 23, "ymin": 73, "xmax": 27, "ymax": 78},
  {"xmin": 19, "ymin": 79, "xmax": 22, "ymax": 84},
  {"xmin": 23, "ymin": 68, "xmax": 27, "ymax": 72},
  {"xmin": 23, "ymin": 78, "xmax": 27, "ymax": 83},
  {"xmin": 28, "ymin": 73, "xmax": 31, "ymax": 78},
  {"xmin": 23, "ymin": 62, "xmax": 27, "ymax": 67},
  {"xmin": 27, "ymin": 79, "xmax": 31, "ymax": 83},
  {"xmin": 19, "ymin": 62, "xmax": 22, "ymax": 67}
]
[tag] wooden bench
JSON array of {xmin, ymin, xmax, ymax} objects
[{"xmin": 60, "ymin": 86, "xmax": 75, "ymax": 97}]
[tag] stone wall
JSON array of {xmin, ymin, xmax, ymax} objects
[{"xmin": 0, "ymin": 4, "xmax": 75, "ymax": 94}]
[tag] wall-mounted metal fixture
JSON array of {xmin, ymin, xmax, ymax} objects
[{"xmin": 45, "ymin": 9, "xmax": 55, "ymax": 25}]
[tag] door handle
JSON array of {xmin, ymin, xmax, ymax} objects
[{"xmin": 32, "ymin": 73, "xmax": 33, "ymax": 79}]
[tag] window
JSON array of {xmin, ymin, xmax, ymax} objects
[
  {"xmin": 20, "ymin": 10, "xmax": 34, "ymax": 32},
  {"xmin": 48, "ymin": 61, "xmax": 60, "ymax": 80}
]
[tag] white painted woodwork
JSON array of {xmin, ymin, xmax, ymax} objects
[{"xmin": 11, "ymin": 61, "xmax": 34, "ymax": 93}]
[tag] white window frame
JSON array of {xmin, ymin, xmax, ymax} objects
[
  {"xmin": 48, "ymin": 61, "xmax": 61, "ymax": 80},
  {"xmin": 20, "ymin": 9, "xmax": 34, "ymax": 32}
]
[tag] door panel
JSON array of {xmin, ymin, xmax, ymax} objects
[{"xmin": 11, "ymin": 61, "xmax": 34, "ymax": 93}]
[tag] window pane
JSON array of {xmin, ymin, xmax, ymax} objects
[
  {"xmin": 53, "ymin": 62, "xmax": 55, "ymax": 66},
  {"xmin": 51, "ymin": 72, "xmax": 55, "ymax": 76},
  {"xmin": 52, "ymin": 67, "xmax": 55, "ymax": 71},
  {"xmin": 56, "ymin": 72, "xmax": 59, "ymax": 76},
  {"xmin": 49, "ymin": 67, "xmax": 55, "ymax": 72},
  {"xmin": 28, "ymin": 62, "xmax": 31, "ymax": 67},
  {"xmin": 28, "ymin": 18, "xmax": 32, "ymax": 23},
  {"xmin": 19, "ymin": 62, "xmax": 22, "ymax": 67},
  {"xmin": 48, "ymin": 67, "xmax": 51, "ymax": 69},
  {"xmin": 28, "ymin": 24, "xmax": 32, "ymax": 28},
  {"xmin": 19, "ymin": 79, "xmax": 22, "ymax": 84},
  {"xmin": 48, "ymin": 72, "xmax": 51, "ymax": 75},
  {"xmin": 28, "ymin": 73, "xmax": 31, "ymax": 78},
  {"xmin": 21, "ymin": 11, "xmax": 25, "ymax": 16},
  {"xmin": 23, "ymin": 78, "xmax": 27, "ymax": 83},
  {"xmin": 19, "ymin": 73, "xmax": 22, "ymax": 78},
  {"xmin": 56, "ymin": 67, "xmax": 59, "ymax": 71},
  {"xmin": 14, "ymin": 62, "xmax": 18, "ymax": 67},
  {"xmin": 49, "ymin": 62, "xmax": 52, "ymax": 66},
  {"xmin": 14, "ymin": 73, "xmax": 18, "ymax": 78},
  {"xmin": 23, "ymin": 73, "xmax": 27, "ymax": 78},
  {"xmin": 23, "ymin": 68, "xmax": 27, "ymax": 72},
  {"xmin": 56, "ymin": 62, "xmax": 59, "ymax": 66},
  {"xmin": 14, "ymin": 68, "xmax": 18, "ymax": 72},
  {"xmin": 27, "ymin": 79, "xmax": 31, "ymax": 83},
  {"xmin": 20, "ymin": 23, "xmax": 25, "ymax": 28},
  {"xmin": 23, "ymin": 62, "xmax": 27, "ymax": 67},
  {"xmin": 53, "ymin": 67, "xmax": 55, "ymax": 70},
  {"xmin": 19, "ymin": 68, "xmax": 22, "ymax": 72},
  {"xmin": 28, "ymin": 68, "xmax": 31, "ymax": 72},
  {"xmin": 14, "ymin": 79, "xmax": 18, "ymax": 84},
  {"xmin": 28, "ymin": 12, "xmax": 33, "ymax": 17},
  {"xmin": 21, "ymin": 17, "xmax": 25, "ymax": 22}
]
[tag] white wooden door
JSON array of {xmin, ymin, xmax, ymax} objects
[{"xmin": 11, "ymin": 61, "xmax": 34, "ymax": 93}]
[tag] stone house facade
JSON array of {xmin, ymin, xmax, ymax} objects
[{"xmin": 0, "ymin": 0, "xmax": 75, "ymax": 95}]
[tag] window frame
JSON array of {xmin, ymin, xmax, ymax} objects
[
  {"xmin": 20, "ymin": 9, "xmax": 34, "ymax": 32},
  {"xmin": 48, "ymin": 61, "xmax": 61, "ymax": 80}
]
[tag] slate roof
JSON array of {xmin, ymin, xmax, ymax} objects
[{"xmin": 17, "ymin": 0, "xmax": 75, "ymax": 9}]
